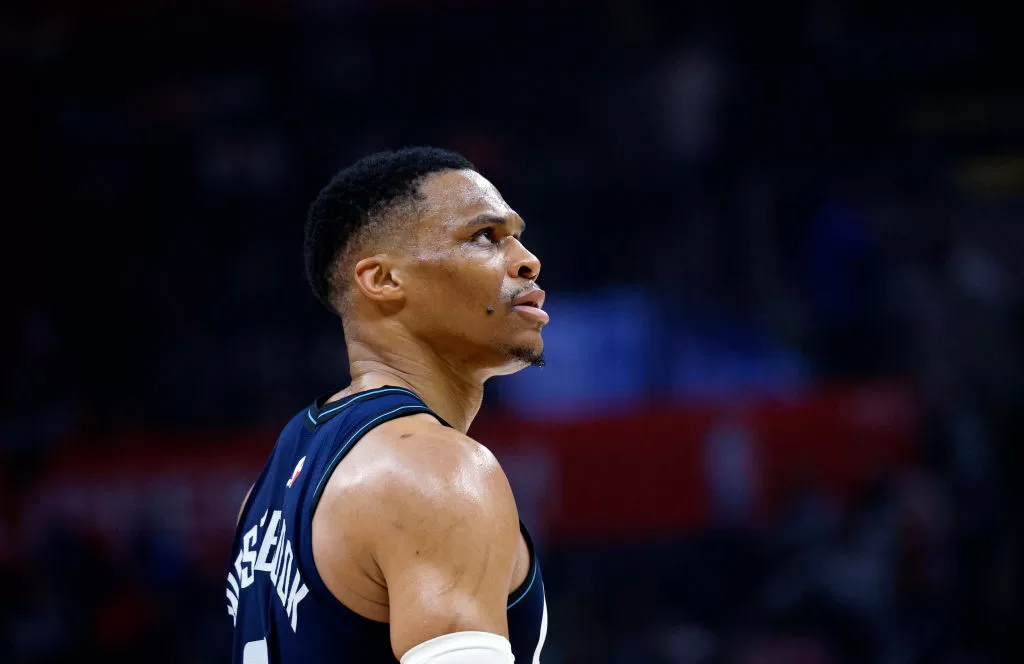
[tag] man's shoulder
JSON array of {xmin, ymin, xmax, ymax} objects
[
  {"xmin": 318, "ymin": 413, "xmax": 514, "ymax": 528},
  {"xmin": 378, "ymin": 414, "xmax": 501, "ymax": 476}
]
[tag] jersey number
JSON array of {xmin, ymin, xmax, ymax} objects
[{"xmin": 243, "ymin": 638, "xmax": 268, "ymax": 664}]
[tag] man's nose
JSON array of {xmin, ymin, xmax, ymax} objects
[{"xmin": 509, "ymin": 240, "xmax": 541, "ymax": 281}]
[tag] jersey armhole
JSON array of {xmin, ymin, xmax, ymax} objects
[{"xmin": 506, "ymin": 523, "xmax": 540, "ymax": 609}]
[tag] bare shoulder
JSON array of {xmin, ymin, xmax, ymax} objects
[
  {"xmin": 311, "ymin": 413, "xmax": 521, "ymax": 605},
  {"xmin": 324, "ymin": 413, "xmax": 517, "ymax": 531}
]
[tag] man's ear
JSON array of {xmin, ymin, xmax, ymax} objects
[{"xmin": 353, "ymin": 254, "xmax": 404, "ymax": 304}]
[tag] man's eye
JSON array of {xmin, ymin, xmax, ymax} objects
[{"xmin": 474, "ymin": 228, "xmax": 498, "ymax": 244}]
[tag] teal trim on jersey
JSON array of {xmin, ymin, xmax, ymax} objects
[
  {"xmin": 507, "ymin": 553, "xmax": 538, "ymax": 609},
  {"xmin": 307, "ymin": 387, "xmax": 419, "ymax": 427},
  {"xmin": 311, "ymin": 389, "xmax": 415, "ymax": 420},
  {"xmin": 310, "ymin": 404, "xmax": 433, "ymax": 505}
]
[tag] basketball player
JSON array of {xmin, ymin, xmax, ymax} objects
[{"xmin": 225, "ymin": 148, "xmax": 548, "ymax": 664}]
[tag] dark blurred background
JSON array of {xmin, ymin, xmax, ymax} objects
[{"xmin": 3, "ymin": 0, "xmax": 1023, "ymax": 662}]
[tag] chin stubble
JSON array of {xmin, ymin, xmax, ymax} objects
[{"xmin": 504, "ymin": 345, "xmax": 546, "ymax": 368}]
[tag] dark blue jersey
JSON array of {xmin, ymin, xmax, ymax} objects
[{"xmin": 226, "ymin": 386, "xmax": 548, "ymax": 663}]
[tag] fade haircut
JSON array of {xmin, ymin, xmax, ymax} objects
[{"xmin": 304, "ymin": 147, "xmax": 475, "ymax": 315}]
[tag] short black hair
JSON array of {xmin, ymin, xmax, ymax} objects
[{"xmin": 304, "ymin": 147, "xmax": 474, "ymax": 314}]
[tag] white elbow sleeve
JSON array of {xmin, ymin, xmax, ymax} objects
[{"xmin": 399, "ymin": 631, "xmax": 514, "ymax": 664}]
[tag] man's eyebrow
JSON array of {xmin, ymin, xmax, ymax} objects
[{"xmin": 464, "ymin": 213, "xmax": 526, "ymax": 234}]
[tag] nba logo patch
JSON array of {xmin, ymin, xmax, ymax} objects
[{"xmin": 286, "ymin": 456, "xmax": 306, "ymax": 488}]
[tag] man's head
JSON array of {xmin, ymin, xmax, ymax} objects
[{"xmin": 305, "ymin": 147, "xmax": 547, "ymax": 377}]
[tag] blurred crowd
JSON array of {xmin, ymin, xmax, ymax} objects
[{"xmin": 3, "ymin": 1, "xmax": 1022, "ymax": 662}]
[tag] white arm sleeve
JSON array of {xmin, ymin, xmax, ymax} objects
[{"xmin": 399, "ymin": 631, "xmax": 514, "ymax": 664}]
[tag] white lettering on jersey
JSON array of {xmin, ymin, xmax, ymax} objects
[
  {"xmin": 254, "ymin": 511, "xmax": 282, "ymax": 572},
  {"xmin": 235, "ymin": 523, "xmax": 258, "ymax": 588},
  {"xmin": 285, "ymin": 572, "xmax": 310, "ymax": 632},
  {"xmin": 270, "ymin": 518, "xmax": 286, "ymax": 585},
  {"xmin": 226, "ymin": 510, "xmax": 309, "ymax": 633},
  {"xmin": 275, "ymin": 539, "xmax": 294, "ymax": 605},
  {"xmin": 226, "ymin": 572, "xmax": 240, "ymax": 625}
]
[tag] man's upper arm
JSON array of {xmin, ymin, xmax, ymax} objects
[{"xmin": 370, "ymin": 429, "xmax": 521, "ymax": 660}]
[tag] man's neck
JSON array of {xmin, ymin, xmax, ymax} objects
[{"xmin": 340, "ymin": 336, "xmax": 485, "ymax": 434}]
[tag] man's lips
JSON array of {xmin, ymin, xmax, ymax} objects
[
  {"xmin": 512, "ymin": 305, "xmax": 550, "ymax": 324},
  {"xmin": 511, "ymin": 288, "xmax": 549, "ymax": 324},
  {"xmin": 511, "ymin": 288, "xmax": 545, "ymax": 309}
]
